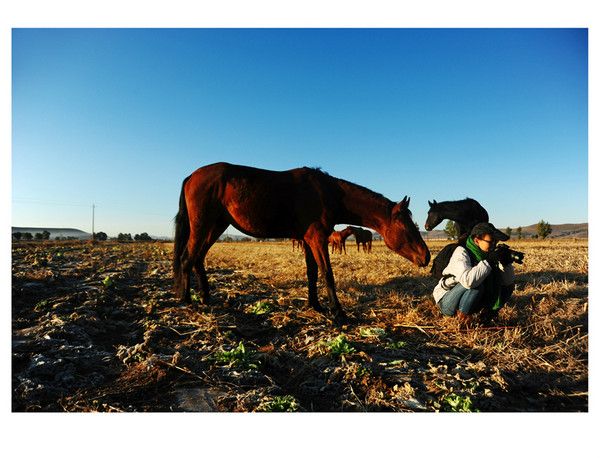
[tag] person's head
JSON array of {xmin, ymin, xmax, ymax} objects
[{"xmin": 470, "ymin": 222, "xmax": 509, "ymax": 253}]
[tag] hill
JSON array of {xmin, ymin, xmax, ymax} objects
[
  {"xmin": 420, "ymin": 222, "xmax": 587, "ymax": 240},
  {"xmin": 12, "ymin": 227, "xmax": 92, "ymax": 240},
  {"xmin": 517, "ymin": 222, "xmax": 587, "ymax": 239}
]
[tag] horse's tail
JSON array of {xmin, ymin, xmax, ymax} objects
[{"xmin": 173, "ymin": 176, "xmax": 191, "ymax": 296}]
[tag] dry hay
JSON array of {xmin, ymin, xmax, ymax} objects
[{"xmin": 12, "ymin": 238, "xmax": 587, "ymax": 411}]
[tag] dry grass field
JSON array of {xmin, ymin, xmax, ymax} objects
[{"xmin": 12, "ymin": 238, "xmax": 587, "ymax": 412}]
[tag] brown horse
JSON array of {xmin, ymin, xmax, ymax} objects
[
  {"xmin": 292, "ymin": 238, "xmax": 305, "ymax": 252},
  {"xmin": 328, "ymin": 231, "xmax": 343, "ymax": 254},
  {"xmin": 350, "ymin": 226, "xmax": 373, "ymax": 253},
  {"xmin": 329, "ymin": 227, "xmax": 353, "ymax": 254},
  {"xmin": 173, "ymin": 162, "xmax": 430, "ymax": 321}
]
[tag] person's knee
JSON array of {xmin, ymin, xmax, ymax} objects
[{"xmin": 458, "ymin": 286, "xmax": 484, "ymax": 314}]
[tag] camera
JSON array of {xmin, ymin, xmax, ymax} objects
[{"xmin": 494, "ymin": 243, "xmax": 525, "ymax": 265}]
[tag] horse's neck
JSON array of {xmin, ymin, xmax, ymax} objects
[
  {"xmin": 439, "ymin": 203, "xmax": 471, "ymax": 223},
  {"xmin": 341, "ymin": 228, "xmax": 353, "ymax": 237},
  {"xmin": 336, "ymin": 182, "xmax": 391, "ymax": 233}
]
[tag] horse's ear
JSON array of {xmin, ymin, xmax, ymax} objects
[
  {"xmin": 392, "ymin": 196, "xmax": 409, "ymax": 218},
  {"xmin": 433, "ymin": 199, "xmax": 437, "ymax": 204},
  {"xmin": 428, "ymin": 200, "xmax": 433, "ymax": 207}
]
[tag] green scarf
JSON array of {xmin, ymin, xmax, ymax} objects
[{"xmin": 466, "ymin": 236, "xmax": 503, "ymax": 311}]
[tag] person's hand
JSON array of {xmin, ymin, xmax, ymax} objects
[
  {"xmin": 486, "ymin": 250, "xmax": 500, "ymax": 265},
  {"xmin": 494, "ymin": 244, "xmax": 514, "ymax": 265}
]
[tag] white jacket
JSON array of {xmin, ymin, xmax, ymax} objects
[{"xmin": 433, "ymin": 246, "xmax": 515, "ymax": 304}]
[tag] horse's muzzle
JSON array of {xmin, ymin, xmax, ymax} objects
[{"xmin": 418, "ymin": 250, "xmax": 431, "ymax": 267}]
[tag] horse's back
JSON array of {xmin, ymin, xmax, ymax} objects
[
  {"xmin": 188, "ymin": 162, "xmax": 323, "ymax": 188},
  {"xmin": 184, "ymin": 163, "xmax": 337, "ymax": 238}
]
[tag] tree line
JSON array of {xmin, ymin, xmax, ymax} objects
[
  {"xmin": 12, "ymin": 221, "xmax": 556, "ymax": 243},
  {"xmin": 12, "ymin": 231, "xmax": 155, "ymax": 242},
  {"xmin": 443, "ymin": 220, "xmax": 553, "ymax": 240}
]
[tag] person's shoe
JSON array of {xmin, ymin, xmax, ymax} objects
[{"xmin": 479, "ymin": 308, "xmax": 498, "ymax": 326}]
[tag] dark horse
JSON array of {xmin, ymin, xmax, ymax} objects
[
  {"xmin": 174, "ymin": 162, "xmax": 430, "ymax": 321},
  {"xmin": 350, "ymin": 226, "xmax": 373, "ymax": 253},
  {"xmin": 424, "ymin": 198, "xmax": 489, "ymax": 238}
]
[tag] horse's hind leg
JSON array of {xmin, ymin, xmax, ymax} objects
[
  {"xmin": 191, "ymin": 218, "xmax": 229, "ymax": 304},
  {"xmin": 178, "ymin": 247, "xmax": 193, "ymax": 304},
  {"xmin": 305, "ymin": 228, "xmax": 345, "ymax": 322},
  {"xmin": 304, "ymin": 244, "xmax": 326, "ymax": 314}
]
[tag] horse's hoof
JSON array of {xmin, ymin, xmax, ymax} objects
[
  {"xmin": 311, "ymin": 303, "xmax": 327, "ymax": 314},
  {"xmin": 332, "ymin": 310, "xmax": 348, "ymax": 326}
]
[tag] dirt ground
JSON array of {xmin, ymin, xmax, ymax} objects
[{"xmin": 12, "ymin": 239, "xmax": 588, "ymax": 412}]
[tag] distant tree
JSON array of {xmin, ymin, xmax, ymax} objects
[
  {"xmin": 13, "ymin": 232, "xmax": 22, "ymax": 241},
  {"xmin": 505, "ymin": 227, "xmax": 512, "ymax": 238},
  {"xmin": 537, "ymin": 220, "xmax": 552, "ymax": 239},
  {"xmin": 34, "ymin": 232, "xmax": 44, "ymax": 240},
  {"xmin": 95, "ymin": 231, "xmax": 108, "ymax": 241},
  {"xmin": 42, "ymin": 230, "xmax": 51, "ymax": 240},
  {"xmin": 134, "ymin": 232, "xmax": 153, "ymax": 241},
  {"xmin": 444, "ymin": 221, "xmax": 459, "ymax": 240},
  {"xmin": 516, "ymin": 227, "xmax": 523, "ymax": 240},
  {"xmin": 117, "ymin": 233, "xmax": 133, "ymax": 242},
  {"xmin": 23, "ymin": 232, "xmax": 33, "ymax": 241}
]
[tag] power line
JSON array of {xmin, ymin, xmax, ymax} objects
[
  {"xmin": 12, "ymin": 198, "xmax": 96, "ymax": 207},
  {"xmin": 13, "ymin": 198, "xmax": 174, "ymax": 219}
]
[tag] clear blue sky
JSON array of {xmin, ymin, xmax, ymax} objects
[{"xmin": 12, "ymin": 28, "xmax": 588, "ymax": 237}]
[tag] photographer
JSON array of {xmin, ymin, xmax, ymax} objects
[{"xmin": 433, "ymin": 222, "xmax": 516, "ymax": 325}]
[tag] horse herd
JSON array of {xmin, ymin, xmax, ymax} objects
[
  {"xmin": 173, "ymin": 162, "xmax": 487, "ymax": 322},
  {"xmin": 293, "ymin": 226, "xmax": 373, "ymax": 254}
]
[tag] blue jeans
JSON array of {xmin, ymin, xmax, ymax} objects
[
  {"xmin": 438, "ymin": 284, "xmax": 482, "ymax": 316},
  {"xmin": 438, "ymin": 284, "xmax": 513, "ymax": 316}
]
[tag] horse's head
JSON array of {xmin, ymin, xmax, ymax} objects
[
  {"xmin": 383, "ymin": 196, "xmax": 430, "ymax": 267},
  {"xmin": 424, "ymin": 199, "xmax": 443, "ymax": 231}
]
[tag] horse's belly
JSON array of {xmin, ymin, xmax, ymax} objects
[{"xmin": 226, "ymin": 203, "xmax": 294, "ymax": 238}]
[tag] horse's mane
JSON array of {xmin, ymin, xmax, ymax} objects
[
  {"xmin": 434, "ymin": 197, "xmax": 481, "ymax": 210},
  {"xmin": 307, "ymin": 167, "xmax": 397, "ymax": 209}
]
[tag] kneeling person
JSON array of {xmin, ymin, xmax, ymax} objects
[{"xmin": 433, "ymin": 222, "xmax": 515, "ymax": 323}]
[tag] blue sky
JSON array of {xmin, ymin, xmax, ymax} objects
[{"xmin": 12, "ymin": 28, "xmax": 588, "ymax": 237}]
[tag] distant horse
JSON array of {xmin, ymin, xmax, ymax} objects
[
  {"xmin": 328, "ymin": 231, "xmax": 343, "ymax": 254},
  {"xmin": 350, "ymin": 226, "xmax": 373, "ymax": 253},
  {"xmin": 329, "ymin": 227, "xmax": 353, "ymax": 254},
  {"xmin": 174, "ymin": 162, "xmax": 430, "ymax": 321},
  {"xmin": 425, "ymin": 198, "xmax": 489, "ymax": 238},
  {"xmin": 292, "ymin": 238, "xmax": 305, "ymax": 252}
]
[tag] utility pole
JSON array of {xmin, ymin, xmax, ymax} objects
[{"xmin": 92, "ymin": 203, "xmax": 95, "ymax": 241}]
